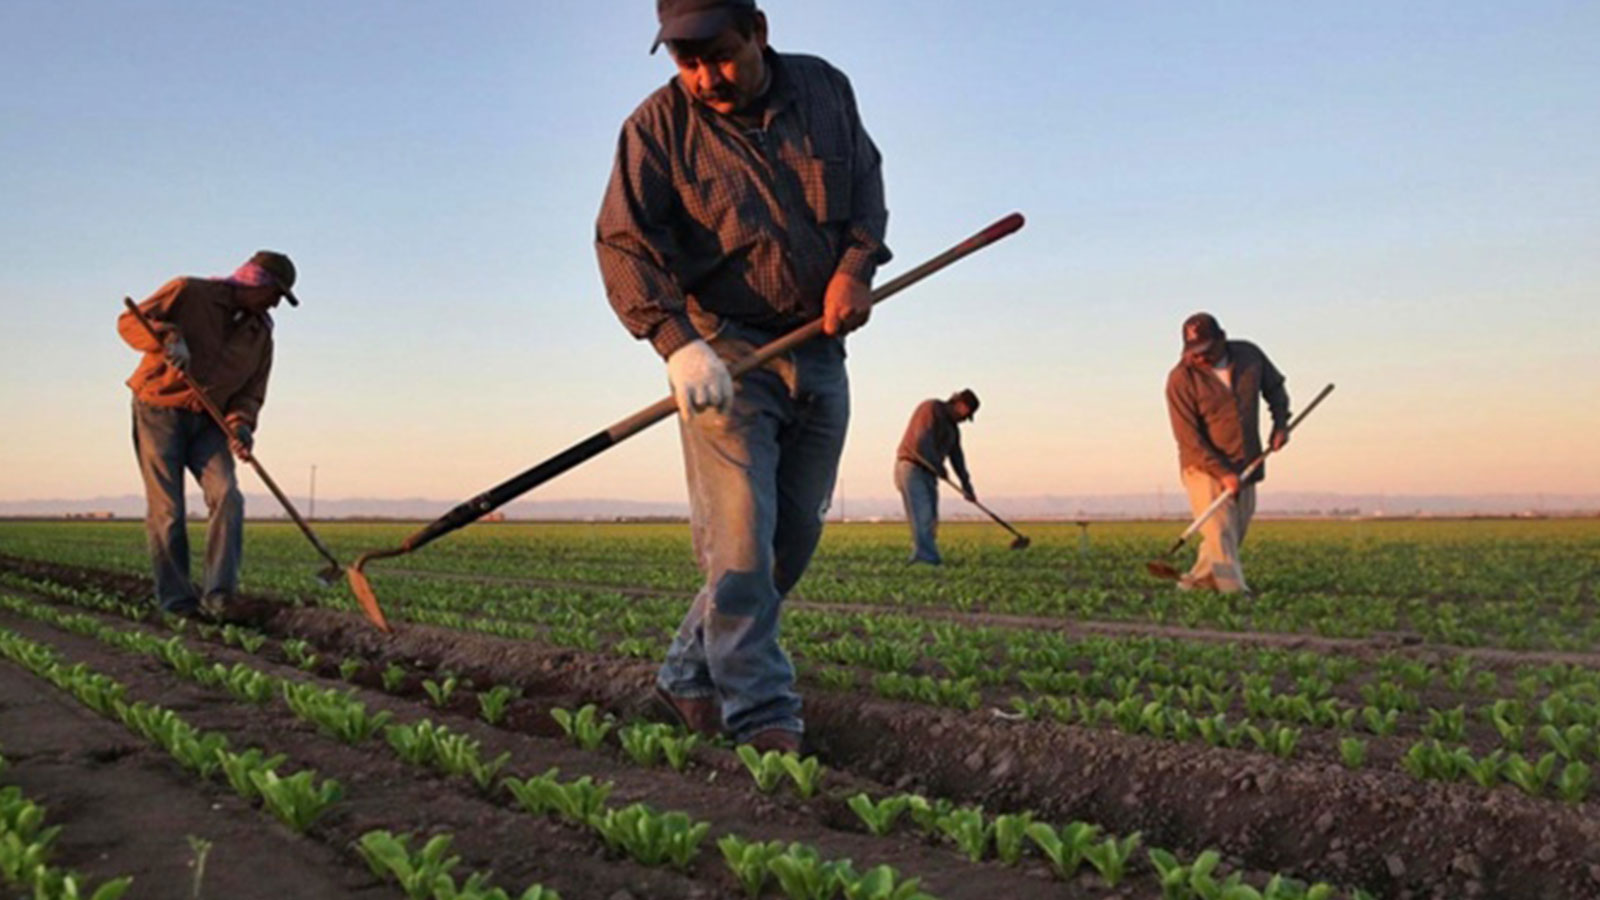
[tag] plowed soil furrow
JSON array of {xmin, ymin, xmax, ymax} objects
[
  {"xmin": 0, "ymin": 599, "xmax": 1096, "ymax": 898},
  {"xmin": 0, "ymin": 651, "xmax": 398, "ymax": 900},
  {"xmin": 9, "ymin": 555, "xmax": 1600, "ymax": 897}
]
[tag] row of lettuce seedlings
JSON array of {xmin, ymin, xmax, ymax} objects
[
  {"xmin": 7, "ymin": 566, "xmax": 1599, "ymax": 810},
  {"xmin": 0, "ymin": 591, "xmax": 929, "ymax": 900},
  {"xmin": 0, "ymin": 750, "xmax": 132, "ymax": 900},
  {"xmin": 237, "ymin": 569, "xmax": 1600, "ymax": 804},
  {"xmin": 0, "ymin": 603, "xmax": 559, "ymax": 900},
  {"xmin": 1, "ymin": 578, "xmax": 1379, "ymax": 900}
]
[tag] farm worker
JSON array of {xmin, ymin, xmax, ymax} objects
[
  {"xmin": 1164, "ymin": 312, "xmax": 1291, "ymax": 594},
  {"xmin": 117, "ymin": 251, "xmax": 298, "ymax": 620},
  {"xmin": 596, "ymin": 0, "xmax": 890, "ymax": 754},
  {"xmin": 894, "ymin": 389, "xmax": 980, "ymax": 565}
]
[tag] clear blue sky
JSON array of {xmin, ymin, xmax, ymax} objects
[{"xmin": 2, "ymin": 1, "xmax": 1596, "ymax": 505}]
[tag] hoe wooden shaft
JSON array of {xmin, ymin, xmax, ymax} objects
[
  {"xmin": 1162, "ymin": 382, "xmax": 1336, "ymax": 556},
  {"xmin": 392, "ymin": 212, "xmax": 1027, "ymax": 556}
]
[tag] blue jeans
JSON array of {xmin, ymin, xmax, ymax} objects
[
  {"xmin": 894, "ymin": 459, "xmax": 941, "ymax": 564},
  {"xmin": 657, "ymin": 324, "xmax": 849, "ymax": 742},
  {"xmin": 131, "ymin": 401, "xmax": 244, "ymax": 612}
]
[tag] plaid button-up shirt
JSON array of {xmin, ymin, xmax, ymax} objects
[{"xmin": 596, "ymin": 50, "xmax": 891, "ymax": 358}]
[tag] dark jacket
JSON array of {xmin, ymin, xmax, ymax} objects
[
  {"xmin": 596, "ymin": 50, "xmax": 890, "ymax": 358},
  {"xmin": 118, "ymin": 277, "xmax": 274, "ymax": 428},
  {"xmin": 897, "ymin": 400, "xmax": 971, "ymax": 492},
  {"xmin": 1166, "ymin": 340, "xmax": 1289, "ymax": 483}
]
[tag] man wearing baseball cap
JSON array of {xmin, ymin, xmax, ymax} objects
[
  {"xmin": 117, "ymin": 250, "xmax": 299, "ymax": 620},
  {"xmin": 597, "ymin": 1, "xmax": 890, "ymax": 754},
  {"xmin": 1164, "ymin": 312, "xmax": 1291, "ymax": 593},
  {"xmin": 894, "ymin": 389, "xmax": 981, "ymax": 565}
]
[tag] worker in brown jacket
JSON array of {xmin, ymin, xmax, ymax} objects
[
  {"xmin": 117, "ymin": 251, "xmax": 298, "ymax": 619},
  {"xmin": 894, "ymin": 389, "xmax": 979, "ymax": 565},
  {"xmin": 1165, "ymin": 312, "xmax": 1290, "ymax": 593}
]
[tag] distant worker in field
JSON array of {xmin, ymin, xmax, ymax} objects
[
  {"xmin": 1165, "ymin": 312, "xmax": 1290, "ymax": 594},
  {"xmin": 595, "ymin": 0, "xmax": 890, "ymax": 754},
  {"xmin": 118, "ymin": 251, "xmax": 298, "ymax": 620},
  {"xmin": 894, "ymin": 389, "xmax": 980, "ymax": 565}
]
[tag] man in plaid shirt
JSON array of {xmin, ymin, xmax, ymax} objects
[{"xmin": 596, "ymin": 0, "xmax": 889, "ymax": 753}]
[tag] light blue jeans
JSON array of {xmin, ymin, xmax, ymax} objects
[
  {"xmin": 894, "ymin": 459, "xmax": 941, "ymax": 564},
  {"xmin": 131, "ymin": 401, "xmax": 244, "ymax": 612},
  {"xmin": 658, "ymin": 325, "xmax": 849, "ymax": 742}
]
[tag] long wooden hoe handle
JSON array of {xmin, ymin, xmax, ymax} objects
[
  {"xmin": 346, "ymin": 213, "xmax": 1028, "ymax": 628},
  {"xmin": 1162, "ymin": 382, "xmax": 1336, "ymax": 556},
  {"xmin": 122, "ymin": 298, "xmax": 346, "ymax": 581}
]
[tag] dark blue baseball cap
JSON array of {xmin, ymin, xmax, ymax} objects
[{"xmin": 651, "ymin": 0, "xmax": 757, "ymax": 54}]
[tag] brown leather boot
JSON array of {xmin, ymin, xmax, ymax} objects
[
  {"xmin": 652, "ymin": 686, "xmax": 721, "ymax": 738},
  {"xmin": 742, "ymin": 728, "xmax": 802, "ymax": 755}
]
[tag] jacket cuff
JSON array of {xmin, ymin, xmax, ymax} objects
[
  {"xmin": 836, "ymin": 244, "xmax": 883, "ymax": 285},
  {"xmin": 649, "ymin": 316, "xmax": 700, "ymax": 360}
]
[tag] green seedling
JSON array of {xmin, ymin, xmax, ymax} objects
[
  {"xmin": 1505, "ymin": 752, "xmax": 1559, "ymax": 796},
  {"xmin": 1339, "ymin": 737, "xmax": 1368, "ymax": 769},
  {"xmin": 846, "ymin": 794, "xmax": 909, "ymax": 837},
  {"xmin": 1557, "ymin": 760, "xmax": 1592, "ymax": 804},
  {"xmin": 478, "ymin": 685, "xmax": 521, "ymax": 725},
  {"xmin": 218, "ymin": 749, "xmax": 285, "ymax": 802},
  {"xmin": 719, "ymin": 834, "xmax": 785, "ymax": 899},
  {"xmin": 619, "ymin": 722, "xmax": 665, "ymax": 767},
  {"xmin": 550, "ymin": 705, "xmax": 614, "ymax": 751},
  {"xmin": 905, "ymin": 795, "xmax": 954, "ymax": 835},
  {"xmin": 381, "ymin": 663, "xmax": 408, "ymax": 693},
  {"xmin": 935, "ymin": 806, "xmax": 991, "ymax": 862},
  {"xmin": 423, "ymin": 676, "xmax": 459, "ymax": 708},
  {"xmin": 992, "ymin": 812, "xmax": 1034, "ymax": 866},
  {"xmin": 659, "ymin": 732, "xmax": 700, "ymax": 773},
  {"xmin": 185, "ymin": 835, "xmax": 212, "ymax": 900},
  {"xmin": 1083, "ymin": 832, "xmax": 1141, "ymax": 887},
  {"xmin": 779, "ymin": 753, "xmax": 825, "ymax": 799},
  {"xmin": 502, "ymin": 769, "xmax": 613, "ymax": 825},
  {"xmin": 836, "ymin": 862, "xmax": 933, "ymax": 900},
  {"xmin": 355, "ymin": 830, "xmax": 460, "ymax": 900},
  {"xmin": 250, "ymin": 770, "xmax": 342, "ymax": 832},
  {"xmin": 735, "ymin": 745, "xmax": 786, "ymax": 794},
  {"xmin": 339, "ymin": 658, "xmax": 363, "ymax": 681},
  {"xmin": 767, "ymin": 843, "xmax": 852, "ymax": 900},
  {"xmin": 589, "ymin": 803, "xmax": 709, "ymax": 871}
]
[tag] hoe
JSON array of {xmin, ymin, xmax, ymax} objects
[
  {"xmin": 1146, "ymin": 382, "xmax": 1334, "ymax": 581},
  {"xmin": 122, "ymin": 298, "xmax": 347, "ymax": 594},
  {"xmin": 929, "ymin": 469, "xmax": 1030, "ymax": 549},
  {"xmin": 346, "ymin": 213, "xmax": 1027, "ymax": 631}
]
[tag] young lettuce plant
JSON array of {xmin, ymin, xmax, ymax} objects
[
  {"xmin": 588, "ymin": 803, "xmax": 710, "ymax": 871},
  {"xmin": 250, "ymin": 770, "xmax": 342, "ymax": 833},
  {"xmin": 992, "ymin": 812, "xmax": 1034, "ymax": 866},
  {"xmin": 550, "ymin": 705, "xmax": 615, "ymax": 751},
  {"xmin": 935, "ymin": 806, "xmax": 992, "ymax": 863},
  {"xmin": 846, "ymin": 794, "xmax": 910, "ymax": 837},
  {"xmin": 423, "ymin": 675, "xmax": 460, "ymax": 708},
  {"xmin": 735, "ymin": 746, "xmax": 786, "ymax": 794},
  {"xmin": 659, "ymin": 732, "xmax": 700, "ymax": 773},
  {"xmin": 718, "ymin": 834, "xmax": 785, "ymax": 899},
  {"xmin": 1083, "ymin": 831, "xmax": 1141, "ymax": 887},
  {"xmin": 766, "ymin": 843, "xmax": 852, "ymax": 900},
  {"xmin": 618, "ymin": 723, "xmax": 665, "ymax": 767},
  {"xmin": 355, "ymin": 830, "xmax": 461, "ymax": 900},
  {"xmin": 477, "ymin": 685, "xmax": 521, "ymax": 725}
]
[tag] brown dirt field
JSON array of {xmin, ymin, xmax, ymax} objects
[{"xmin": 5, "ymin": 555, "xmax": 1600, "ymax": 898}]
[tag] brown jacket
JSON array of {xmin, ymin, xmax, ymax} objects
[
  {"xmin": 896, "ymin": 399, "xmax": 971, "ymax": 492},
  {"xmin": 1166, "ymin": 340, "xmax": 1289, "ymax": 483},
  {"xmin": 118, "ymin": 277, "xmax": 274, "ymax": 428},
  {"xmin": 596, "ymin": 50, "xmax": 890, "ymax": 359}
]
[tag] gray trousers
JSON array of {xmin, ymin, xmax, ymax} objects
[{"xmin": 131, "ymin": 401, "xmax": 243, "ymax": 612}]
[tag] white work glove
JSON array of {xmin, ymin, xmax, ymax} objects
[
  {"xmin": 666, "ymin": 340, "xmax": 732, "ymax": 418},
  {"xmin": 164, "ymin": 334, "xmax": 191, "ymax": 371}
]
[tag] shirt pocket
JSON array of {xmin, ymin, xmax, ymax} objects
[{"xmin": 794, "ymin": 155, "xmax": 852, "ymax": 224}]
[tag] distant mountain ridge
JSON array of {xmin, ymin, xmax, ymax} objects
[{"xmin": 5, "ymin": 493, "xmax": 1597, "ymax": 520}]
